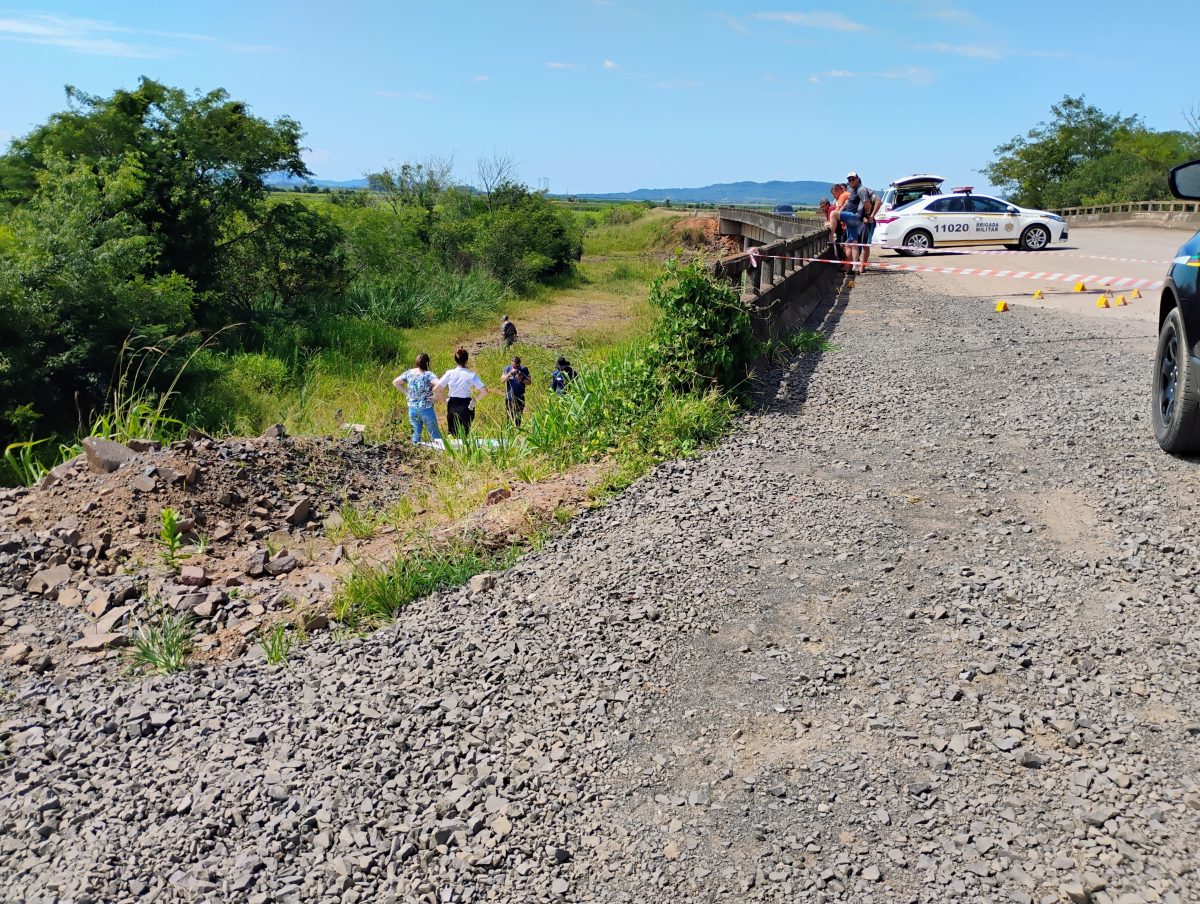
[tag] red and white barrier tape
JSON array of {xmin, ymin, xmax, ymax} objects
[
  {"xmin": 737, "ymin": 251, "xmax": 1164, "ymax": 290},
  {"xmin": 823, "ymin": 242, "xmax": 1175, "ymax": 266}
]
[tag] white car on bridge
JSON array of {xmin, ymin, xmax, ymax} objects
[{"xmin": 873, "ymin": 188, "xmax": 1068, "ymax": 255}]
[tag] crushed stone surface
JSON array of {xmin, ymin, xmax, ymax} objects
[{"xmin": 2, "ymin": 272, "xmax": 1198, "ymax": 903}]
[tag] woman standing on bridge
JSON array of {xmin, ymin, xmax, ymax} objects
[{"xmin": 434, "ymin": 347, "xmax": 488, "ymax": 438}]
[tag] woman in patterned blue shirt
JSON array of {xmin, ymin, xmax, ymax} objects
[{"xmin": 393, "ymin": 353, "xmax": 443, "ymax": 444}]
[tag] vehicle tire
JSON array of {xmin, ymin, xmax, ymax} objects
[
  {"xmin": 1019, "ymin": 224, "xmax": 1050, "ymax": 251},
  {"xmin": 1152, "ymin": 306, "xmax": 1200, "ymax": 454},
  {"xmin": 902, "ymin": 230, "xmax": 932, "ymax": 256}
]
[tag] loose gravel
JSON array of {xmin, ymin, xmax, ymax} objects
[{"xmin": 2, "ymin": 271, "xmax": 1198, "ymax": 904}]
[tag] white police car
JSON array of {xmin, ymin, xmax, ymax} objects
[{"xmin": 874, "ymin": 187, "xmax": 1068, "ymax": 255}]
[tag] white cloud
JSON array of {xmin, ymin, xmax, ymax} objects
[
  {"xmin": 546, "ymin": 61, "xmax": 583, "ymax": 70},
  {"xmin": 912, "ymin": 41, "xmax": 1003, "ymax": 60},
  {"xmin": 809, "ymin": 66, "xmax": 933, "ymax": 86},
  {"xmin": 0, "ymin": 13, "xmax": 278, "ymax": 58},
  {"xmin": 921, "ymin": 4, "xmax": 986, "ymax": 26},
  {"xmin": 602, "ymin": 59, "xmax": 619, "ymax": 70},
  {"xmin": 717, "ymin": 13, "xmax": 748, "ymax": 34},
  {"xmin": 755, "ymin": 11, "xmax": 866, "ymax": 31},
  {"xmin": 472, "ymin": 74, "xmax": 490, "ymax": 81}
]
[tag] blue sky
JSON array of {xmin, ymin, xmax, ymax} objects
[{"xmin": 0, "ymin": 1, "xmax": 1193, "ymax": 194}]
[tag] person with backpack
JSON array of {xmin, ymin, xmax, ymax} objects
[
  {"xmin": 838, "ymin": 172, "xmax": 872, "ymax": 275},
  {"xmin": 856, "ymin": 180, "xmax": 881, "ymax": 275},
  {"xmin": 501, "ymin": 315, "xmax": 517, "ymax": 348},
  {"xmin": 550, "ymin": 357, "xmax": 576, "ymax": 395}
]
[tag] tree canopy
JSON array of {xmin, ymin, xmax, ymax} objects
[
  {"xmin": 983, "ymin": 95, "xmax": 1200, "ymax": 208},
  {"xmin": 0, "ymin": 78, "xmax": 309, "ymax": 294}
]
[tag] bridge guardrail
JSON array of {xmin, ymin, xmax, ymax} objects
[
  {"xmin": 711, "ymin": 225, "xmax": 830, "ymax": 298},
  {"xmin": 1050, "ymin": 199, "xmax": 1200, "ymax": 217},
  {"xmin": 717, "ymin": 206, "xmax": 826, "ymax": 233}
]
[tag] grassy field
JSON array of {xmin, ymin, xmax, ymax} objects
[{"xmin": 196, "ymin": 208, "xmax": 683, "ymax": 441}]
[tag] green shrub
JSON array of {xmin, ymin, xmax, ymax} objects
[{"xmin": 649, "ymin": 257, "xmax": 758, "ymax": 396}]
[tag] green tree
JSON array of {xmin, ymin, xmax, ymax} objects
[
  {"xmin": 648, "ymin": 257, "xmax": 757, "ymax": 396},
  {"xmin": 983, "ymin": 96, "xmax": 1142, "ymax": 207},
  {"xmin": 217, "ymin": 201, "xmax": 349, "ymax": 323},
  {"xmin": 0, "ymin": 157, "xmax": 192, "ymax": 439},
  {"xmin": 469, "ymin": 186, "xmax": 582, "ymax": 287},
  {"xmin": 984, "ymin": 95, "xmax": 1199, "ymax": 208},
  {"xmin": 0, "ymin": 79, "xmax": 309, "ymax": 297},
  {"xmin": 366, "ymin": 157, "xmax": 454, "ymax": 249}
]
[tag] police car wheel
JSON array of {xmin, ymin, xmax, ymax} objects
[
  {"xmin": 902, "ymin": 230, "xmax": 932, "ymax": 256},
  {"xmin": 1153, "ymin": 306, "xmax": 1200, "ymax": 454},
  {"xmin": 1019, "ymin": 224, "xmax": 1050, "ymax": 251}
]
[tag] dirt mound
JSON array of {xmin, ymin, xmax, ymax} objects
[
  {"xmin": 0, "ymin": 432, "xmax": 417, "ymax": 674},
  {"xmin": 0, "ymin": 432, "xmax": 608, "ymax": 678},
  {"xmin": 671, "ymin": 216, "xmax": 741, "ymax": 255}
]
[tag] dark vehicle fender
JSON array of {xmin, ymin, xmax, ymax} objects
[{"xmin": 1161, "ymin": 231, "xmax": 1200, "ymax": 362}]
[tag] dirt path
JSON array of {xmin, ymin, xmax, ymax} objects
[{"xmin": 3, "ymin": 271, "xmax": 1199, "ymax": 903}]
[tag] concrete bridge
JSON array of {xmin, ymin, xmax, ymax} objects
[
  {"xmin": 717, "ymin": 206, "xmax": 824, "ymax": 247},
  {"xmin": 1051, "ymin": 198, "xmax": 1200, "ymax": 230},
  {"xmin": 711, "ymin": 208, "xmax": 834, "ymax": 339}
]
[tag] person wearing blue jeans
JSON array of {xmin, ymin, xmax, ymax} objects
[
  {"xmin": 393, "ymin": 353, "xmax": 443, "ymax": 444},
  {"xmin": 838, "ymin": 172, "xmax": 871, "ymax": 274}
]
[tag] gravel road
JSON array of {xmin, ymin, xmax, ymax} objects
[{"xmin": 3, "ymin": 271, "xmax": 1198, "ymax": 904}]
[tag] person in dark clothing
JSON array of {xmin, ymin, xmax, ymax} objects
[
  {"xmin": 434, "ymin": 347, "xmax": 487, "ymax": 438},
  {"xmin": 550, "ymin": 357, "xmax": 576, "ymax": 395},
  {"xmin": 501, "ymin": 355, "xmax": 532, "ymax": 425},
  {"xmin": 501, "ymin": 315, "xmax": 517, "ymax": 348}
]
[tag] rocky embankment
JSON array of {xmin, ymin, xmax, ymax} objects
[
  {"xmin": 2, "ymin": 273, "xmax": 1198, "ymax": 904},
  {"xmin": 0, "ymin": 429, "xmax": 415, "ymax": 673}
]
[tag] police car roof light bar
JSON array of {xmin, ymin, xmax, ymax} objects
[{"xmin": 952, "ymin": 186, "xmax": 974, "ymax": 194}]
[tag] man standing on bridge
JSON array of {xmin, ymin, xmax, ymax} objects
[{"xmin": 839, "ymin": 172, "xmax": 871, "ymax": 275}]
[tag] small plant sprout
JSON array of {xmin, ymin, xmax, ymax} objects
[
  {"xmin": 158, "ymin": 507, "xmax": 187, "ymax": 568},
  {"xmin": 260, "ymin": 623, "xmax": 296, "ymax": 666}
]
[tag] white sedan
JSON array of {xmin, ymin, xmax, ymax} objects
[{"xmin": 873, "ymin": 189, "xmax": 1068, "ymax": 255}]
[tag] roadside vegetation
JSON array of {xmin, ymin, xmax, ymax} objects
[{"xmin": 0, "ymin": 77, "xmax": 812, "ymax": 645}]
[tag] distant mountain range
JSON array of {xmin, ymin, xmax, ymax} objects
[
  {"xmin": 268, "ymin": 175, "xmax": 369, "ymax": 189},
  {"xmin": 574, "ymin": 180, "xmax": 833, "ymax": 206},
  {"xmin": 266, "ymin": 175, "xmax": 835, "ymax": 205}
]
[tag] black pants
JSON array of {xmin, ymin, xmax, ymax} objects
[
  {"xmin": 506, "ymin": 396, "xmax": 525, "ymax": 426},
  {"xmin": 447, "ymin": 398, "xmax": 474, "ymax": 437}
]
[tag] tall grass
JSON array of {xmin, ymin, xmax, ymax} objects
[
  {"xmin": 2, "ymin": 334, "xmax": 217, "ymax": 487},
  {"xmin": 348, "ymin": 268, "xmax": 509, "ymax": 329}
]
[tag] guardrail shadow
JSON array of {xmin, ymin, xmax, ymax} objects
[{"xmin": 756, "ymin": 269, "xmax": 855, "ymax": 416}]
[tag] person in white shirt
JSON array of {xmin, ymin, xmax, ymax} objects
[{"xmin": 433, "ymin": 347, "xmax": 488, "ymax": 437}]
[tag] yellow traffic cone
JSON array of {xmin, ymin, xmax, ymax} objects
[
  {"xmin": 1074, "ymin": 282, "xmax": 1087, "ymax": 292},
  {"xmin": 1115, "ymin": 295, "xmax": 1128, "ymax": 306},
  {"xmin": 1096, "ymin": 295, "xmax": 1110, "ymax": 309},
  {"xmin": 994, "ymin": 300, "xmax": 1009, "ymax": 312},
  {"xmin": 1032, "ymin": 290, "xmax": 1044, "ymax": 300},
  {"xmin": 1131, "ymin": 288, "xmax": 1142, "ymax": 299}
]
